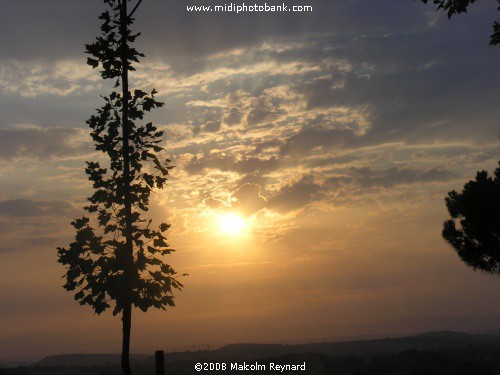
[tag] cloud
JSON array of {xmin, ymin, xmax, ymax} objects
[
  {"xmin": 0, "ymin": 0, "xmax": 447, "ymax": 63},
  {"xmin": 185, "ymin": 153, "xmax": 280, "ymax": 176},
  {"xmin": 202, "ymin": 120, "xmax": 222, "ymax": 133},
  {"xmin": 0, "ymin": 198, "xmax": 75, "ymax": 218},
  {"xmin": 0, "ymin": 0, "xmax": 496, "ymax": 248},
  {"xmin": 203, "ymin": 196, "xmax": 228, "ymax": 209},
  {"xmin": 296, "ymin": 60, "xmax": 499, "ymax": 146},
  {"xmin": 0, "ymin": 197, "xmax": 77, "ymax": 253},
  {"xmin": 185, "ymin": 153, "xmax": 235, "ymax": 175},
  {"xmin": 0, "ymin": 125, "xmax": 92, "ymax": 161},
  {"xmin": 234, "ymin": 157, "xmax": 280, "ymax": 175},
  {"xmin": 348, "ymin": 167, "xmax": 456, "ymax": 188},
  {"xmin": 223, "ymin": 107, "xmax": 243, "ymax": 126},
  {"xmin": 232, "ymin": 166, "xmax": 457, "ymax": 215},
  {"xmin": 0, "ymin": 60, "xmax": 97, "ymax": 97},
  {"xmin": 268, "ymin": 175, "xmax": 322, "ymax": 213},
  {"xmin": 246, "ymin": 94, "xmax": 285, "ymax": 126},
  {"xmin": 252, "ymin": 139, "xmax": 282, "ymax": 154},
  {"xmin": 279, "ymin": 127, "xmax": 359, "ymax": 156},
  {"xmin": 231, "ymin": 183, "xmax": 267, "ymax": 216}
]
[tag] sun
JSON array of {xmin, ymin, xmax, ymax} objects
[{"xmin": 219, "ymin": 212, "xmax": 246, "ymax": 236}]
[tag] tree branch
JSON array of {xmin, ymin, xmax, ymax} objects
[{"xmin": 128, "ymin": 0, "xmax": 143, "ymax": 19}]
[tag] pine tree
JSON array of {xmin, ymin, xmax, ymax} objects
[
  {"xmin": 443, "ymin": 162, "xmax": 500, "ymax": 272},
  {"xmin": 57, "ymin": 1, "xmax": 183, "ymax": 374}
]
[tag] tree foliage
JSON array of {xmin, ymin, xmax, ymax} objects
[
  {"xmin": 57, "ymin": 0, "xmax": 183, "ymax": 318},
  {"xmin": 442, "ymin": 162, "xmax": 500, "ymax": 273},
  {"xmin": 419, "ymin": 0, "xmax": 500, "ymax": 45}
]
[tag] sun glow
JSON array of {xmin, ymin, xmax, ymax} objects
[{"xmin": 219, "ymin": 212, "xmax": 246, "ymax": 236}]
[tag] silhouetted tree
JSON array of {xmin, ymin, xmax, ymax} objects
[
  {"xmin": 443, "ymin": 162, "xmax": 500, "ymax": 272},
  {"xmin": 418, "ymin": 0, "xmax": 500, "ymax": 45},
  {"xmin": 57, "ymin": 1, "xmax": 183, "ymax": 374}
]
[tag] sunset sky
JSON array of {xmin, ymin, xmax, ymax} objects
[{"xmin": 1, "ymin": 0, "xmax": 500, "ymax": 363}]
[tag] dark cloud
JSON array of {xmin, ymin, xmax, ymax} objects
[
  {"xmin": 305, "ymin": 154, "xmax": 359, "ymax": 168},
  {"xmin": 190, "ymin": 108, "xmax": 223, "ymax": 135},
  {"xmin": 146, "ymin": 1, "xmax": 497, "ymax": 78},
  {"xmin": 279, "ymin": 127, "xmax": 359, "ymax": 156},
  {"xmin": 223, "ymin": 108, "xmax": 243, "ymax": 126},
  {"xmin": 260, "ymin": 167, "xmax": 455, "ymax": 214},
  {"xmin": 1, "ymin": 0, "xmax": 464, "ymax": 65},
  {"xmin": 0, "ymin": 246, "xmax": 17, "ymax": 254},
  {"xmin": 253, "ymin": 139, "xmax": 282, "ymax": 154},
  {"xmin": 185, "ymin": 153, "xmax": 280, "ymax": 175},
  {"xmin": 202, "ymin": 120, "xmax": 222, "ymax": 133},
  {"xmin": 268, "ymin": 175, "xmax": 322, "ymax": 213},
  {"xmin": 0, "ymin": 126, "xmax": 91, "ymax": 161},
  {"xmin": 0, "ymin": 197, "xmax": 78, "ymax": 254},
  {"xmin": 185, "ymin": 153, "xmax": 236, "ymax": 174},
  {"xmin": 0, "ymin": 198, "xmax": 75, "ymax": 218},
  {"xmin": 348, "ymin": 167, "xmax": 456, "ymax": 188},
  {"xmin": 246, "ymin": 95, "xmax": 284, "ymax": 126},
  {"xmin": 2, "ymin": 0, "xmax": 498, "ymax": 150},
  {"xmin": 295, "ymin": 51, "xmax": 500, "ymax": 146},
  {"xmin": 234, "ymin": 173, "xmax": 269, "ymax": 192},
  {"xmin": 323, "ymin": 166, "xmax": 456, "ymax": 192},
  {"xmin": 231, "ymin": 183, "xmax": 267, "ymax": 215},
  {"xmin": 234, "ymin": 157, "xmax": 280, "ymax": 175},
  {"xmin": 203, "ymin": 197, "xmax": 228, "ymax": 209}
]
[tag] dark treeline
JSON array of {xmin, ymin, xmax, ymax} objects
[{"xmin": 5, "ymin": 332, "xmax": 500, "ymax": 375}]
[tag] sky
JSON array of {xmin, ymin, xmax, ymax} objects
[{"xmin": 1, "ymin": 0, "xmax": 500, "ymax": 363}]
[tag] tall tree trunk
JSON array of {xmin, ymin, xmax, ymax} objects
[
  {"xmin": 121, "ymin": 305, "xmax": 132, "ymax": 375},
  {"xmin": 120, "ymin": 1, "xmax": 134, "ymax": 374}
]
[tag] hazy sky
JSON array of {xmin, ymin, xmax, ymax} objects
[{"xmin": 1, "ymin": 0, "xmax": 500, "ymax": 363}]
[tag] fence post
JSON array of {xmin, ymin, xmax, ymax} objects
[{"xmin": 155, "ymin": 350, "xmax": 165, "ymax": 375}]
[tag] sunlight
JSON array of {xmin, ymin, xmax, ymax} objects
[{"xmin": 219, "ymin": 212, "xmax": 247, "ymax": 236}]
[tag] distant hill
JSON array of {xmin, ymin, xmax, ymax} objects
[
  {"xmin": 29, "ymin": 331, "xmax": 500, "ymax": 367},
  {"xmin": 2, "ymin": 332, "xmax": 500, "ymax": 375},
  {"xmin": 161, "ymin": 330, "xmax": 498, "ymax": 362},
  {"xmin": 0, "ymin": 361, "xmax": 30, "ymax": 369},
  {"xmin": 37, "ymin": 354, "xmax": 148, "ymax": 367}
]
